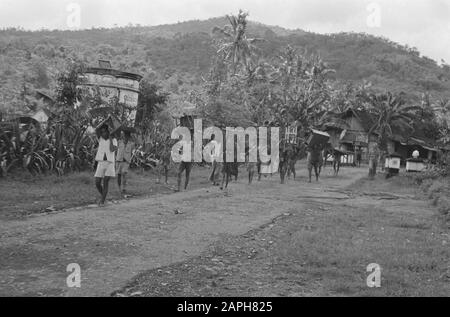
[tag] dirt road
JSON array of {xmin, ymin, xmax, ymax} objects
[
  {"xmin": 0, "ymin": 165, "xmax": 366, "ymax": 297},
  {"xmin": 116, "ymin": 168, "xmax": 449, "ymax": 297}
]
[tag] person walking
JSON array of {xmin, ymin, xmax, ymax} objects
[
  {"xmin": 176, "ymin": 136, "xmax": 193, "ymax": 192},
  {"xmin": 333, "ymin": 149, "xmax": 343, "ymax": 176},
  {"xmin": 95, "ymin": 125, "xmax": 118, "ymax": 205},
  {"xmin": 157, "ymin": 136, "xmax": 172, "ymax": 185},
  {"xmin": 368, "ymin": 143, "xmax": 380, "ymax": 180},
  {"xmin": 307, "ymin": 144, "xmax": 323, "ymax": 183},
  {"xmin": 116, "ymin": 130, "xmax": 135, "ymax": 195},
  {"xmin": 208, "ymin": 134, "xmax": 222, "ymax": 186},
  {"xmin": 356, "ymin": 147, "xmax": 362, "ymax": 167}
]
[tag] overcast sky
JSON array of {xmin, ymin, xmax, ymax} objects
[{"xmin": 1, "ymin": 0, "xmax": 449, "ymax": 63}]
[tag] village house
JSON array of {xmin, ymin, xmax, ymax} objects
[
  {"xmin": 324, "ymin": 109, "xmax": 441, "ymax": 166},
  {"xmin": 324, "ymin": 109, "xmax": 376, "ymax": 165}
]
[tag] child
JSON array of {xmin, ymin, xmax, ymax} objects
[
  {"xmin": 157, "ymin": 138, "xmax": 172, "ymax": 185},
  {"xmin": 116, "ymin": 130, "xmax": 135, "ymax": 194},
  {"xmin": 94, "ymin": 125, "xmax": 118, "ymax": 205}
]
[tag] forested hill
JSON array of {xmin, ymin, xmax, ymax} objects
[{"xmin": 1, "ymin": 16, "xmax": 450, "ymax": 113}]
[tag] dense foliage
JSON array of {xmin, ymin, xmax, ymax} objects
[
  {"xmin": 1, "ymin": 16, "xmax": 450, "ymax": 115},
  {"xmin": 1, "ymin": 13, "xmax": 449, "ymax": 177}
]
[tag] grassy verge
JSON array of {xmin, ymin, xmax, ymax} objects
[
  {"xmin": 114, "ymin": 173, "xmax": 450, "ymax": 297},
  {"xmin": 417, "ymin": 176, "xmax": 450, "ymax": 226},
  {"xmin": 0, "ymin": 166, "xmax": 212, "ymax": 219}
]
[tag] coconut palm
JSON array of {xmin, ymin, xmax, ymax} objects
[
  {"xmin": 433, "ymin": 98, "xmax": 450, "ymax": 145},
  {"xmin": 433, "ymin": 98, "xmax": 450, "ymax": 120},
  {"xmin": 213, "ymin": 10, "xmax": 262, "ymax": 76},
  {"xmin": 368, "ymin": 92, "xmax": 419, "ymax": 149}
]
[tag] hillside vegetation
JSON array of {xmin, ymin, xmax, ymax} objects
[{"xmin": 1, "ymin": 17, "xmax": 450, "ymax": 115}]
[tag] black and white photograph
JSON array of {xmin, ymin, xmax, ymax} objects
[{"xmin": 0, "ymin": 0, "xmax": 449, "ymax": 301}]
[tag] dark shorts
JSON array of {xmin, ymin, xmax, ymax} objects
[
  {"xmin": 307, "ymin": 156, "xmax": 323, "ymax": 170},
  {"xmin": 178, "ymin": 162, "xmax": 193, "ymax": 173},
  {"xmin": 222, "ymin": 162, "xmax": 238, "ymax": 176},
  {"xmin": 307, "ymin": 161, "xmax": 321, "ymax": 170}
]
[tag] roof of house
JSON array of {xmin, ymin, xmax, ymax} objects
[
  {"xmin": 85, "ymin": 67, "xmax": 143, "ymax": 81},
  {"xmin": 351, "ymin": 109, "xmax": 376, "ymax": 133},
  {"xmin": 348, "ymin": 109, "xmax": 440, "ymax": 148},
  {"xmin": 327, "ymin": 108, "xmax": 443, "ymax": 150},
  {"xmin": 84, "ymin": 60, "xmax": 143, "ymax": 82},
  {"xmin": 340, "ymin": 130, "xmax": 369, "ymax": 146},
  {"xmin": 325, "ymin": 109, "xmax": 376, "ymax": 133},
  {"xmin": 35, "ymin": 90, "xmax": 55, "ymax": 103}
]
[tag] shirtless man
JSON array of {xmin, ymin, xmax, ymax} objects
[
  {"xmin": 307, "ymin": 144, "xmax": 323, "ymax": 183},
  {"xmin": 176, "ymin": 136, "xmax": 193, "ymax": 192},
  {"xmin": 333, "ymin": 149, "xmax": 343, "ymax": 176}
]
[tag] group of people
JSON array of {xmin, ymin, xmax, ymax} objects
[
  {"xmin": 176, "ymin": 136, "xmax": 340, "ymax": 194},
  {"xmin": 93, "ymin": 126, "xmax": 359, "ymax": 204},
  {"xmin": 94, "ymin": 124, "xmax": 135, "ymax": 205}
]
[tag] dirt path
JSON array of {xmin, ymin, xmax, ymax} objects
[
  {"xmin": 115, "ymin": 170, "xmax": 449, "ymax": 297},
  {"xmin": 0, "ymin": 166, "xmax": 370, "ymax": 296}
]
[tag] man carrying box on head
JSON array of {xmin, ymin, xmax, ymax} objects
[
  {"xmin": 306, "ymin": 130, "xmax": 329, "ymax": 183},
  {"xmin": 95, "ymin": 124, "xmax": 118, "ymax": 206},
  {"xmin": 307, "ymin": 143, "xmax": 323, "ymax": 183}
]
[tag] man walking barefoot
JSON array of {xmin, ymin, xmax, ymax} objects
[
  {"xmin": 95, "ymin": 125, "xmax": 118, "ymax": 205},
  {"xmin": 307, "ymin": 144, "xmax": 323, "ymax": 183},
  {"xmin": 157, "ymin": 138, "xmax": 172, "ymax": 185},
  {"xmin": 368, "ymin": 143, "xmax": 380, "ymax": 180},
  {"xmin": 176, "ymin": 136, "xmax": 193, "ymax": 192},
  {"xmin": 333, "ymin": 149, "xmax": 343, "ymax": 176}
]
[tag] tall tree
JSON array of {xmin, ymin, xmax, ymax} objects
[
  {"xmin": 433, "ymin": 98, "xmax": 450, "ymax": 145},
  {"xmin": 368, "ymin": 92, "xmax": 419, "ymax": 150},
  {"xmin": 212, "ymin": 10, "xmax": 262, "ymax": 76},
  {"xmin": 135, "ymin": 79, "xmax": 169, "ymax": 144},
  {"xmin": 267, "ymin": 46, "xmax": 335, "ymax": 139}
]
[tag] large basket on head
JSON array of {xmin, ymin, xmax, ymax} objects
[
  {"xmin": 95, "ymin": 115, "xmax": 122, "ymax": 137},
  {"xmin": 307, "ymin": 129, "xmax": 330, "ymax": 149}
]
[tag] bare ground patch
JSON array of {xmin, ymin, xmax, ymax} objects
[{"xmin": 115, "ymin": 173, "xmax": 450, "ymax": 297}]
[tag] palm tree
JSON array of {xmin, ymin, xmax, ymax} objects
[
  {"xmin": 212, "ymin": 10, "xmax": 262, "ymax": 76},
  {"xmin": 368, "ymin": 92, "xmax": 419, "ymax": 149},
  {"xmin": 433, "ymin": 98, "xmax": 450, "ymax": 119},
  {"xmin": 366, "ymin": 92, "xmax": 420, "ymax": 177},
  {"xmin": 433, "ymin": 98, "xmax": 450, "ymax": 145}
]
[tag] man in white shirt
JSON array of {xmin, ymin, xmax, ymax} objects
[
  {"xmin": 412, "ymin": 149, "xmax": 420, "ymax": 159},
  {"xmin": 95, "ymin": 125, "xmax": 118, "ymax": 205}
]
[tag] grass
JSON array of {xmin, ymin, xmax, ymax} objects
[
  {"xmin": 116, "ymin": 172, "xmax": 450, "ymax": 297},
  {"xmin": 0, "ymin": 166, "xmax": 213, "ymax": 219},
  {"xmin": 2, "ymin": 165, "xmax": 449, "ymax": 296},
  {"xmin": 347, "ymin": 171, "xmax": 420, "ymax": 196},
  {"xmin": 421, "ymin": 177, "xmax": 450, "ymax": 224},
  {"xmin": 117, "ymin": 200, "xmax": 450, "ymax": 297}
]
